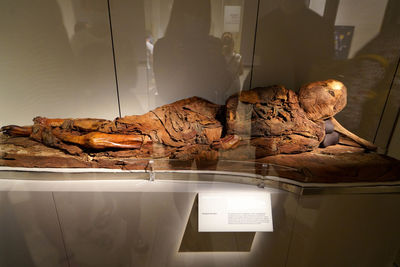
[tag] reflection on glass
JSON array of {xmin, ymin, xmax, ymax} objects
[
  {"xmin": 145, "ymin": 0, "xmax": 247, "ymax": 105},
  {"xmin": 252, "ymin": 0, "xmax": 334, "ymax": 90},
  {"xmin": 0, "ymin": 0, "xmax": 120, "ymax": 126},
  {"xmin": 330, "ymin": 0, "xmax": 400, "ymax": 142},
  {"xmin": 252, "ymin": 0, "xmax": 400, "ymax": 148},
  {"xmin": 222, "ymin": 32, "xmax": 244, "ymax": 97}
]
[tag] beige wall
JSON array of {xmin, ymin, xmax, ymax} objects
[
  {"xmin": 309, "ymin": 0, "xmax": 389, "ymax": 58},
  {"xmin": 0, "ymin": 0, "xmax": 119, "ymax": 126},
  {"xmin": 335, "ymin": 0, "xmax": 388, "ymax": 58}
]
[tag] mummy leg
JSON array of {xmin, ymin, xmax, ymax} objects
[{"xmin": 1, "ymin": 125, "xmax": 32, "ymax": 137}]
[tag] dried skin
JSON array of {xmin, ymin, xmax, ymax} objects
[
  {"xmin": 1, "ymin": 80, "xmax": 375, "ymax": 160},
  {"xmin": 226, "ymin": 85, "xmax": 325, "ymax": 155},
  {"xmin": 299, "ymin": 79, "xmax": 347, "ymax": 121},
  {"xmin": 2, "ymin": 97, "xmax": 225, "ymax": 158}
]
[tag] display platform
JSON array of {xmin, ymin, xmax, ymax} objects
[
  {"xmin": 1, "ymin": 134, "xmax": 399, "ymax": 184},
  {"xmin": 0, "ymin": 169, "xmax": 399, "ymax": 267},
  {"xmin": 1, "ymin": 166, "xmax": 400, "ymax": 195}
]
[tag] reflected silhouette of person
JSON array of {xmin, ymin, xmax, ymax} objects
[
  {"xmin": 222, "ymin": 32, "xmax": 244, "ymax": 99},
  {"xmin": 153, "ymin": 0, "xmax": 232, "ymax": 105},
  {"xmin": 251, "ymin": 0, "xmax": 334, "ymax": 90},
  {"xmin": 333, "ymin": 3, "xmax": 400, "ymax": 141}
]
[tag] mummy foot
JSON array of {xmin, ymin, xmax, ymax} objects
[{"xmin": 1, "ymin": 125, "xmax": 32, "ymax": 137}]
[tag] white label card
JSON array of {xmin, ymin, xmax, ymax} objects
[
  {"xmin": 198, "ymin": 192, "xmax": 273, "ymax": 232},
  {"xmin": 224, "ymin": 6, "xmax": 241, "ymax": 33}
]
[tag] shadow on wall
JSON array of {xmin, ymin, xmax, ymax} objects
[
  {"xmin": 333, "ymin": 1, "xmax": 400, "ymax": 143},
  {"xmin": 250, "ymin": 0, "xmax": 400, "ymax": 146},
  {"xmin": 250, "ymin": 0, "xmax": 334, "ymax": 91},
  {"xmin": 0, "ymin": 0, "xmax": 124, "ymax": 124},
  {"xmin": 0, "ymin": 0, "xmax": 74, "ymax": 125},
  {"xmin": 153, "ymin": 0, "xmax": 233, "ymax": 105}
]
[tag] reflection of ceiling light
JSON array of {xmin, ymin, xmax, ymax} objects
[{"xmin": 331, "ymin": 81, "xmax": 343, "ymax": 90}]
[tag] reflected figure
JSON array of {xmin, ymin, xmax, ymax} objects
[
  {"xmin": 153, "ymin": 0, "xmax": 232, "ymax": 105},
  {"xmin": 329, "ymin": 0, "xmax": 400, "ymax": 142},
  {"xmin": 70, "ymin": 1, "xmax": 121, "ymax": 94},
  {"xmin": 55, "ymin": 192, "xmax": 147, "ymax": 266},
  {"xmin": 0, "ymin": 194, "xmax": 36, "ymax": 267},
  {"xmin": 0, "ymin": 0, "xmax": 75, "ymax": 125},
  {"xmin": 252, "ymin": 0, "xmax": 334, "ymax": 90},
  {"xmin": 222, "ymin": 32, "xmax": 244, "ymax": 99}
]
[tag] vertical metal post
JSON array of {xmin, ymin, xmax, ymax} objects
[
  {"xmin": 248, "ymin": 0, "xmax": 261, "ymax": 90},
  {"xmin": 107, "ymin": 0, "xmax": 122, "ymax": 118},
  {"xmin": 258, "ymin": 163, "xmax": 269, "ymax": 188},
  {"xmin": 148, "ymin": 160, "xmax": 155, "ymax": 181}
]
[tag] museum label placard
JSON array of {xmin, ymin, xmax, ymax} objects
[{"xmin": 198, "ymin": 192, "xmax": 273, "ymax": 232}]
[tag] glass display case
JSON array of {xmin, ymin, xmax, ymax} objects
[{"xmin": 0, "ymin": 0, "xmax": 399, "ymax": 266}]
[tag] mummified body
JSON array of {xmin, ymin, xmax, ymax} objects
[{"xmin": 1, "ymin": 80, "xmax": 375, "ymax": 159}]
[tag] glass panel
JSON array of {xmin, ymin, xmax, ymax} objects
[
  {"xmin": 1, "ymin": 0, "xmax": 398, "ymax": 170},
  {"xmin": 286, "ymin": 194, "xmax": 400, "ymax": 267},
  {"xmin": 374, "ymin": 63, "xmax": 400, "ymax": 154},
  {"xmin": 0, "ymin": 0, "xmax": 120, "ymax": 126},
  {"xmin": 143, "ymin": 0, "xmax": 255, "ymax": 107},
  {"xmin": 387, "ymin": 116, "xmax": 400, "ymax": 159},
  {"xmin": 0, "ymin": 1, "xmax": 399, "ymax": 266},
  {"xmin": 332, "ymin": 0, "xmax": 399, "ymax": 143},
  {"xmin": 252, "ymin": 0, "xmax": 400, "ymax": 146},
  {"xmin": 109, "ymin": 0, "xmax": 149, "ymax": 116},
  {"xmin": 0, "ymin": 192, "xmax": 68, "ymax": 267},
  {"xmin": 0, "ymin": 178, "xmax": 298, "ymax": 267}
]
